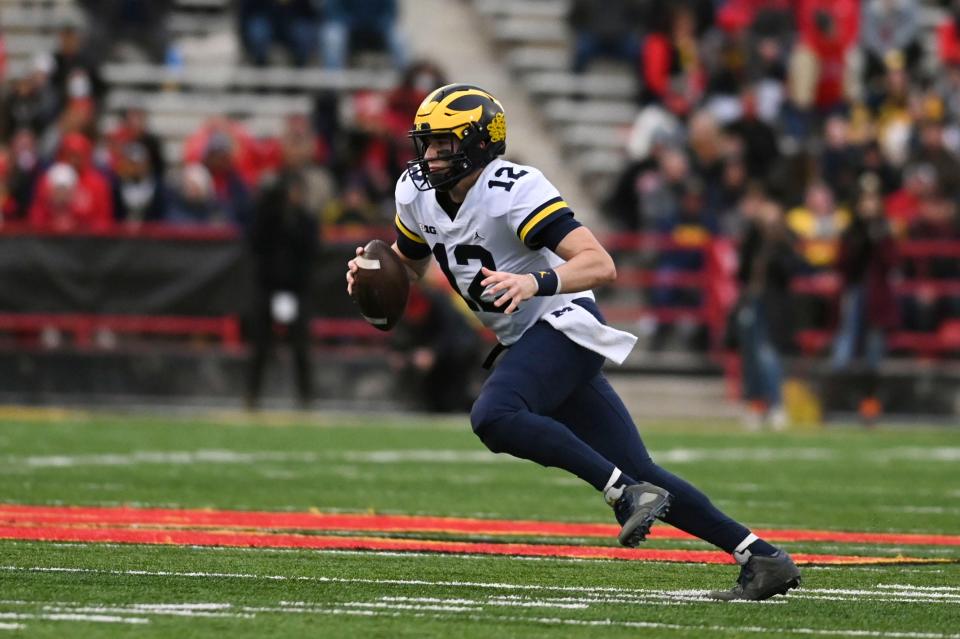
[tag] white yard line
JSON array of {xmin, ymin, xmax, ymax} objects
[
  {"xmin": 3, "ymin": 588, "xmax": 959, "ymax": 636},
  {"xmin": 0, "ymin": 611, "xmax": 148, "ymax": 624},
  {"xmin": 4, "ymin": 445, "xmax": 960, "ymax": 470}
]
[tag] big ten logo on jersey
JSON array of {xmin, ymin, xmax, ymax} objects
[{"xmin": 419, "ymin": 223, "xmax": 438, "ymax": 235}]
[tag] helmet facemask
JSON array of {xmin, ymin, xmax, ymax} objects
[{"xmin": 408, "ymin": 124, "xmax": 485, "ymax": 192}]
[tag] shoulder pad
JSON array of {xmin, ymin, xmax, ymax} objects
[{"xmin": 395, "ymin": 171, "xmax": 421, "ymax": 206}]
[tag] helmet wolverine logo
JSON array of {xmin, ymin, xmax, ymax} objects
[{"xmin": 407, "ymin": 84, "xmax": 507, "ymax": 192}]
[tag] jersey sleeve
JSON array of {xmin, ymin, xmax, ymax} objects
[
  {"xmin": 393, "ymin": 171, "xmax": 431, "ymax": 260},
  {"xmin": 394, "ymin": 208, "xmax": 431, "ymax": 260},
  {"xmin": 507, "ymin": 169, "xmax": 578, "ymax": 250}
]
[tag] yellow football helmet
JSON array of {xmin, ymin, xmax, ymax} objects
[{"xmin": 407, "ymin": 84, "xmax": 507, "ymax": 191}]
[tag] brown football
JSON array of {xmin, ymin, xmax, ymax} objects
[{"xmin": 351, "ymin": 239, "xmax": 410, "ymax": 331}]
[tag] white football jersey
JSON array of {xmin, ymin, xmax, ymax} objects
[{"xmin": 395, "ymin": 158, "xmax": 594, "ymax": 345}]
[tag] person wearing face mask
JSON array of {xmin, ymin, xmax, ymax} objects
[{"xmin": 3, "ymin": 129, "xmax": 42, "ymax": 222}]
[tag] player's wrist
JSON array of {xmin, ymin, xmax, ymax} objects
[{"xmin": 529, "ymin": 269, "xmax": 560, "ymax": 296}]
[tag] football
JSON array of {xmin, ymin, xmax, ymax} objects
[{"xmin": 351, "ymin": 239, "xmax": 410, "ymax": 331}]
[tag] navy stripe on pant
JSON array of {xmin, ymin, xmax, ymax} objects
[{"xmin": 470, "ymin": 299, "xmax": 752, "ymax": 553}]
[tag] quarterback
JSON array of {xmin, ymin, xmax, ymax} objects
[{"xmin": 346, "ymin": 84, "xmax": 801, "ymax": 600}]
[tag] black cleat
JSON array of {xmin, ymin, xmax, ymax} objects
[
  {"xmin": 613, "ymin": 482, "xmax": 673, "ymax": 547},
  {"xmin": 708, "ymin": 550, "xmax": 802, "ymax": 601}
]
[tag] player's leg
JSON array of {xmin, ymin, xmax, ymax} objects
[
  {"xmin": 471, "ymin": 321, "xmax": 634, "ymax": 493},
  {"xmin": 472, "ymin": 321, "xmax": 671, "ymax": 545},
  {"xmin": 552, "ymin": 373, "xmax": 801, "ymax": 599},
  {"xmin": 550, "ymin": 373, "xmax": 767, "ymax": 552}
]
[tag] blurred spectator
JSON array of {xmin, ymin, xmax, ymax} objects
[
  {"xmin": 0, "ymin": 149, "xmax": 12, "ymax": 223},
  {"xmin": 319, "ymin": 0, "xmax": 405, "ymax": 70},
  {"xmin": 603, "ymin": 144, "xmax": 689, "ymax": 231},
  {"xmin": 183, "ymin": 117, "xmax": 265, "ymax": 188},
  {"xmin": 112, "ymin": 142, "xmax": 165, "ymax": 225},
  {"xmin": 856, "ymin": 139, "xmax": 900, "ymax": 196},
  {"xmin": 0, "ymin": 59, "xmax": 58, "ymax": 141},
  {"xmin": 640, "ymin": 3, "xmax": 706, "ymax": 117},
  {"xmin": 268, "ymin": 114, "xmax": 336, "ymax": 216},
  {"xmin": 390, "ymin": 279, "xmax": 485, "ymax": 413},
  {"xmin": 795, "ymin": 0, "xmax": 859, "ymax": 111},
  {"xmin": 735, "ymin": 196, "xmax": 800, "ymax": 429},
  {"xmin": 717, "ymin": 152, "xmax": 749, "ymax": 235},
  {"xmin": 830, "ymin": 180, "xmax": 899, "ymax": 425},
  {"xmin": 50, "ymin": 24, "xmax": 105, "ymax": 112},
  {"xmin": 910, "ymin": 114, "xmax": 960, "ymax": 199},
  {"xmin": 384, "ymin": 60, "xmax": 447, "ymax": 145},
  {"xmin": 245, "ymin": 170, "xmax": 319, "ymax": 410},
  {"xmin": 686, "ymin": 110, "xmax": 727, "ymax": 221},
  {"xmin": 748, "ymin": 34, "xmax": 789, "ymax": 123},
  {"xmin": 239, "ymin": 0, "xmax": 318, "ymax": 67},
  {"xmin": 860, "ymin": 0, "xmax": 921, "ymax": 88},
  {"xmin": 567, "ymin": 0, "xmax": 642, "ymax": 74},
  {"xmin": 935, "ymin": 58, "xmax": 960, "ymax": 128},
  {"xmin": 0, "ymin": 29, "xmax": 6, "ymax": 84},
  {"xmin": 80, "ymin": 0, "xmax": 172, "ymax": 63},
  {"xmin": 867, "ymin": 52, "xmax": 913, "ymax": 166},
  {"xmin": 108, "ymin": 107, "xmax": 166, "ymax": 183},
  {"xmin": 885, "ymin": 163, "xmax": 936, "ymax": 236},
  {"xmin": 648, "ymin": 176, "xmax": 716, "ymax": 351},
  {"xmin": 786, "ymin": 181, "xmax": 850, "ymax": 269},
  {"xmin": 937, "ymin": 0, "xmax": 960, "ymax": 67},
  {"xmin": 3, "ymin": 129, "xmax": 43, "ymax": 222},
  {"xmin": 28, "ymin": 161, "xmax": 108, "ymax": 231},
  {"xmin": 724, "ymin": 86, "xmax": 779, "ymax": 181},
  {"xmin": 902, "ymin": 188, "xmax": 960, "ymax": 332},
  {"xmin": 38, "ymin": 96, "xmax": 98, "ymax": 162},
  {"xmin": 166, "ymin": 164, "xmax": 220, "ymax": 225},
  {"xmin": 29, "ymin": 133, "xmax": 113, "ymax": 231},
  {"xmin": 831, "ymin": 180, "xmax": 898, "ymax": 371},
  {"xmin": 817, "ymin": 114, "xmax": 860, "ymax": 204},
  {"xmin": 783, "ymin": 0, "xmax": 859, "ymax": 138},
  {"xmin": 199, "ymin": 132, "xmax": 252, "ymax": 229}
]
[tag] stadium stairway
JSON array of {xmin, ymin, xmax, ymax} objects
[
  {"xmin": 466, "ymin": 0, "xmax": 635, "ymax": 206},
  {"xmin": 397, "ymin": 0, "xmax": 598, "ymax": 226}
]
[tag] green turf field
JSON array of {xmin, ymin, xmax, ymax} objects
[{"xmin": 0, "ymin": 408, "xmax": 957, "ymax": 637}]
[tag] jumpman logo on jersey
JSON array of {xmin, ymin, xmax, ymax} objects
[{"xmin": 473, "ymin": 230, "xmax": 486, "ymax": 242}]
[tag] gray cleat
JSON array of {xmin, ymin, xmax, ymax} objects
[
  {"xmin": 613, "ymin": 482, "xmax": 673, "ymax": 547},
  {"xmin": 708, "ymin": 550, "xmax": 802, "ymax": 601}
]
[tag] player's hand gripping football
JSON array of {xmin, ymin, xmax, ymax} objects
[
  {"xmin": 345, "ymin": 246, "xmax": 363, "ymax": 296},
  {"xmin": 480, "ymin": 267, "xmax": 539, "ymax": 314}
]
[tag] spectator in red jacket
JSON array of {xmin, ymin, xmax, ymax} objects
[
  {"xmin": 796, "ymin": 0, "xmax": 859, "ymax": 113},
  {"xmin": 29, "ymin": 133, "xmax": 114, "ymax": 231},
  {"xmin": 640, "ymin": 4, "xmax": 706, "ymax": 117},
  {"xmin": 937, "ymin": 0, "xmax": 960, "ymax": 67}
]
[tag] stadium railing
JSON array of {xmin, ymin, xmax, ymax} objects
[{"xmin": 0, "ymin": 225, "xmax": 956, "ymax": 360}]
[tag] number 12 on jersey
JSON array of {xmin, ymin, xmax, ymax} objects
[{"xmin": 432, "ymin": 243, "xmax": 504, "ymax": 313}]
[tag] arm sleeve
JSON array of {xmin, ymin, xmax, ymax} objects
[
  {"xmin": 507, "ymin": 170, "xmax": 577, "ymax": 250},
  {"xmin": 394, "ymin": 209, "xmax": 431, "ymax": 260}
]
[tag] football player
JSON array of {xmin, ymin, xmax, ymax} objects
[{"xmin": 345, "ymin": 84, "xmax": 801, "ymax": 600}]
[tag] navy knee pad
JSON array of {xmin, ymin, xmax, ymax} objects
[{"xmin": 470, "ymin": 392, "xmax": 518, "ymax": 454}]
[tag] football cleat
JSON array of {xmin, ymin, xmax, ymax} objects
[
  {"xmin": 613, "ymin": 482, "xmax": 673, "ymax": 547},
  {"xmin": 707, "ymin": 550, "xmax": 802, "ymax": 601}
]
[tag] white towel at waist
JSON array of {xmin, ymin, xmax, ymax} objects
[{"xmin": 540, "ymin": 302, "xmax": 637, "ymax": 365}]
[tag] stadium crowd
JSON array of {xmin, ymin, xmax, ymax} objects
[
  {"xmin": 0, "ymin": 0, "xmax": 957, "ymax": 356},
  {"xmin": 0, "ymin": 0, "xmax": 431, "ymax": 235},
  {"xmin": 573, "ymin": 0, "xmax": 960, "ymax": 424},
  {"xmin": 585, "ymin": 0, "xmax": 959, "ymax": 339}
]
